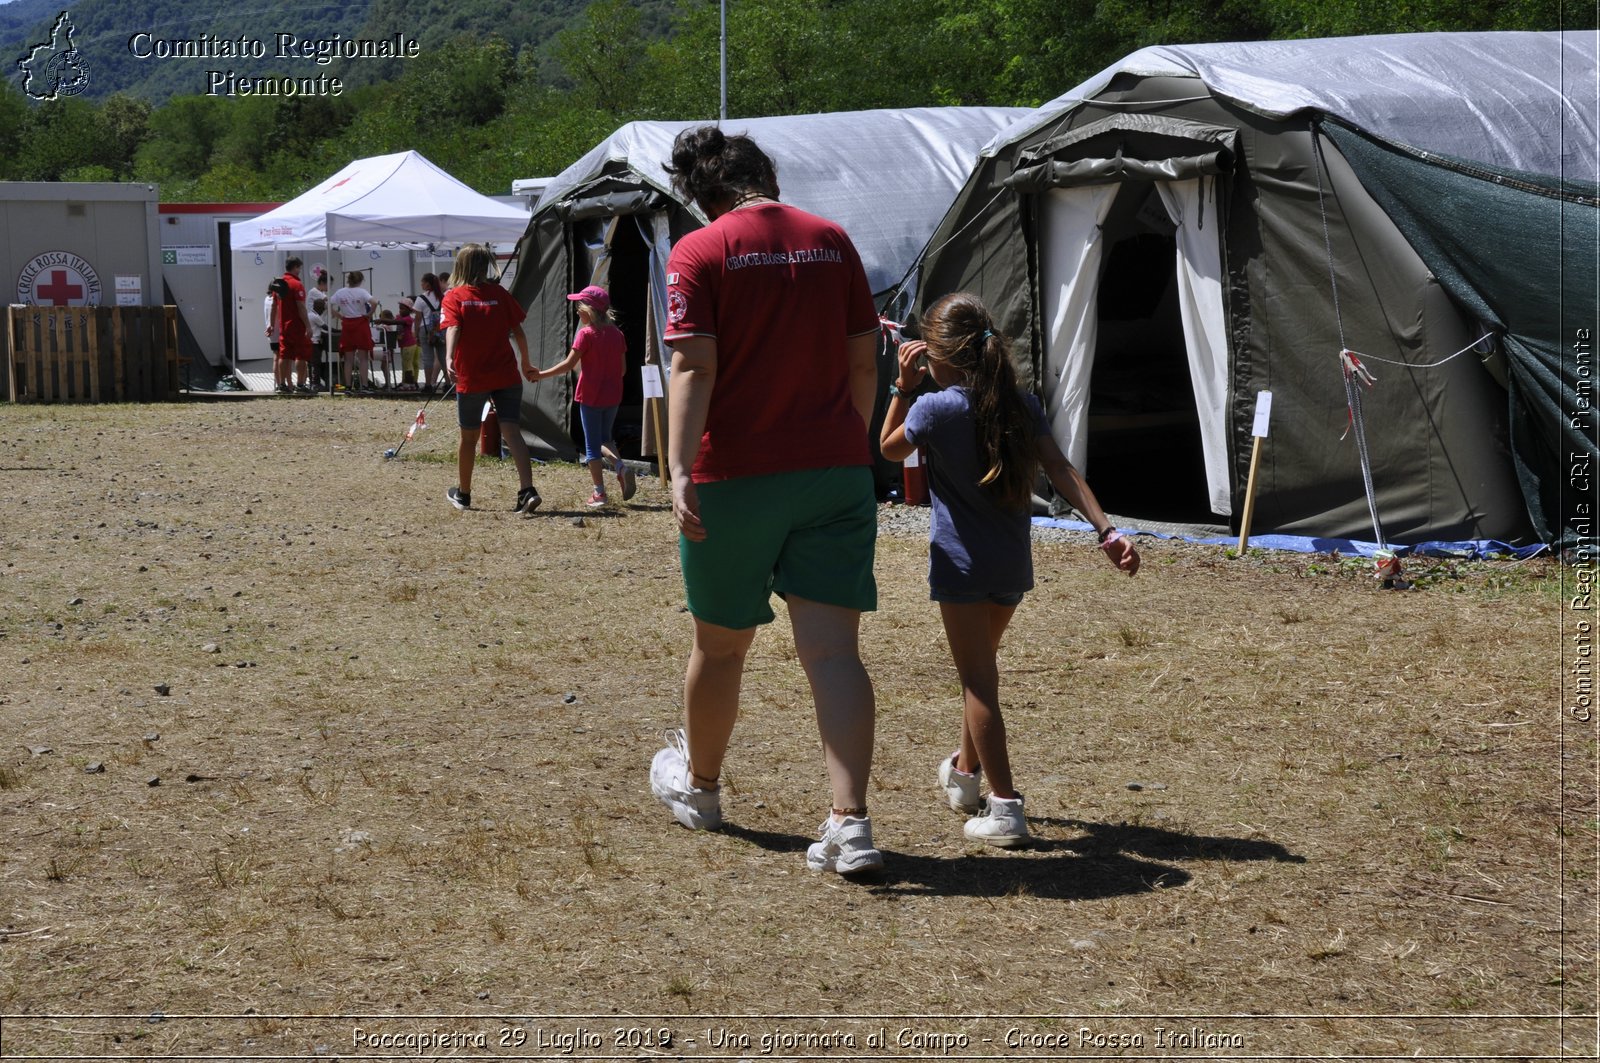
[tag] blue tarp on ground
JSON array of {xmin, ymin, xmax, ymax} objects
[{"xmin": 1032, "ymin": 517, "xmax": 1548, "ymax": 560}]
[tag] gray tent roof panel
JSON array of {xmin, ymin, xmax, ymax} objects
[
  {"xmin": 532, "ymin": 107, "xmax": 1030, "ymax": 294},
  {"xmin": 535, "ymin": 123, "xmax": 686, "ymax": 211},
  {"xmin": 987, "ymin": 31, "xmax": 1597, "ymax": 183}
]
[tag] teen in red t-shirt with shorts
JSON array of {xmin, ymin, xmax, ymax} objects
[
  {"xmin": 648, "ymin": 127, "xmax": 884, "ymax": 877},
  {"xmin": 440, "ymin": 244, "xmax": 542, "ymax": 515}
]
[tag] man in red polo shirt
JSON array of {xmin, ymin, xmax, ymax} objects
[{"xmin": 273, "ymin": 257, "xmax": 313, "ymax": 394}]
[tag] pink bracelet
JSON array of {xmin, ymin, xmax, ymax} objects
[{"xmin": 1098, "ymin": 530, "xmax": 1125, "ymax": 551}]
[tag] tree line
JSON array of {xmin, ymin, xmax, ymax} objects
[{"xmin": 0, "ymin": 0, "xmax": 1579, "ymax": 201}]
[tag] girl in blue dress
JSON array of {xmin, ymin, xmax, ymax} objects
[{"xmin": 880, "ymin": 291, "xmax": 1140, "ymax": 846}]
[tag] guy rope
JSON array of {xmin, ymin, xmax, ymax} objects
[{"xmin": 1308, "ymin": 121, "xmax": 1494, "ymax": 585}]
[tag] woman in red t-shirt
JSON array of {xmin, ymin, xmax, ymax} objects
[
  {"xmin": 439, "ymin": 244, "xmax": 542, "ymax": 515},
  {"xmin": 648, "ymin": 127, "xmax": 884, "ymax": 877}
]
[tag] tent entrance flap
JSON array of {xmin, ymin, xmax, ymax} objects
[
  {"xmin": 1038, "ymin": 180, "xmax": 1231, "ymax": 523},
  {"xmin": 569, "ymin": 212, "xmax": 655, "ymax": 459}
]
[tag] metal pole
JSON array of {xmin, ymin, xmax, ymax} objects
[
  {"xmin": 326, "ymin": 239, "xmax": 335, "ymax": 395},
  {"xmin": 719, "ymin": 0, "xmax": 727, "ymax": 121}
]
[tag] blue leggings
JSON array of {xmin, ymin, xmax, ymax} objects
[{"xmin": 578, "ymin": 403, "xmax": 619, "ymax": 464}]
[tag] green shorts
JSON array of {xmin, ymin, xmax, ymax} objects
[{"xmin": 681, "ymin": 466, "xmax": 877, "ymax": 629}]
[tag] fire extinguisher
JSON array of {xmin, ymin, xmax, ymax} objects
[
  {"xmin": 479, "ymin": 400, "xmax": 502, "ymax": 457},
  {"xmin": 903, "ymin": 447, "xmax": 929, "ymax": 506}
]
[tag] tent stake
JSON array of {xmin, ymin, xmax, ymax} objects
[
  {"xmin": 650, "ymin": 392, "xmax": 670, "ymax": 486},
  {"xmin": 1237, "ymin": 434, "xmax": 1263, "ymax": 552},
  {"xmin": 1237, "ymin": 390, "xmax": 1272, "ymax": 554},
  {"xmin": 640, "ymin": 360, "xmax": 671, "ymax": 487}
]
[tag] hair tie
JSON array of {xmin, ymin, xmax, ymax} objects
[{"xmin": 980, "ymin": 329, "xmax": 995, "ymax": 342}]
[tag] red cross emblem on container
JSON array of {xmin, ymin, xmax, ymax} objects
[
  {"xmin": 15, "ymin": 251, "xmax": 101, "ymax": 306},
  {"xmin": 36, "ymin": 269, "xmax": 85, "ymax": 305}
]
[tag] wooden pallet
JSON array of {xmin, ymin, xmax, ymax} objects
[{"xmin": 4, "ymin": 305, "xmax": 181, "ymax": 403}]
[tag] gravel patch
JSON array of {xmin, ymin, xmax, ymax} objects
[{"xmin": 878, "ymin": 502, "xmax": 1091, "ymax": 544}]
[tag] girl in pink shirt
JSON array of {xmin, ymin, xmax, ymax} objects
[{"xmin": 535, "ymin": 285, "xmax": 635, "ymax": 506}]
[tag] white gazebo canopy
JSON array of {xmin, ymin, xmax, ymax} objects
[{"xmin": 230, "ymin": 150, "xmax": 530, "ymax": 250}]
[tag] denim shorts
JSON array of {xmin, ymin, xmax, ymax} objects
[
  {"xmin": 930, "ymin": 587, "xmax": 1025, "ymax": 607},
  {"xmin": 420, "ymin": 340, "xmax": 445, "ymax": 373},
  {"xmin": 456, "ymin": 385, "xmax": 524, "ymax": 429}
]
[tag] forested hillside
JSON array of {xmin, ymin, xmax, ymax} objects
[
  {"xmin": 0, "ymin": 0, "xmax": 1584, "ymax": 201},
  {"xmin": 0, "ymin": 0, "xmax": 681, "ymax": 103},
  {"xmin": 0, "ymin": 0, "xmax": 69, "ymax": 36}
]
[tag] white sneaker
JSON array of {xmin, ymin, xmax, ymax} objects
[
  {"xmin": 650, "ymin": 729, "xmax": 721, "ymax": 831},
  {"xmin": 805, "ymin": 815, "xmax": 883, "ymax": 875},
  {"xmin": 938, "ymin": 753, "xmax": 982, "ymax": 813},
  {"xmin": 964, "ymin": 795, "xmax": 1029, "ymax": 847}
]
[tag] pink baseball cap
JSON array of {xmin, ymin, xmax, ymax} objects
[{"xmin": 567, "ymin": 284, "xmax": 610, "ymax": 312}]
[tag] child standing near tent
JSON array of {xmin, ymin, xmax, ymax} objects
[
  {"xmin": 330, "ymin": 271, "xmax": 375, "ymax": 391},
  {"xmin": 414, "ymin": 273, "xmax": 447, "ymax": 394},
  {"xmin": 879, "ymin": 291, "xmax": 1140, "ymax": 847},
  {"xmin": 307, "ymin": 297, "xmax": 327, "ymax": 387},
  {"xmin": 312, "ymin": 269, "xmax": 332, "ymax": 380},
  {"xmin": 534, "ymin": 284, "xmax": 636, "ymax": 506},
  {"xmin": 396, "ymin": 298, "xmax": 420, "ymax": 391},
  {"xmin": 264, "ymin": 281, "xmax": 283, "ymax": 389},
  {"xmin": 372, "ymin": 309, "xmax": 401, "ymax": 389}
]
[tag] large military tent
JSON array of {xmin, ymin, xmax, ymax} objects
[
  {"xmin": 508, "ymin": 106, "xmax": 1029, "ymax": 461},
  {"xmin": 910, "ymin": 31, "xmax": 1598, "ymax": 547}
]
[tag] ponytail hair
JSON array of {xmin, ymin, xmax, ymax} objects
[
  {"xmin": 664, "ymin": 126, "xmax": 780, "ymax": 215},
  {"xmin": 578, "ymin": 301, "xmax": 619, "ymax": 328},
  {"xmin": 921, "ymin": 291, "xmax": 1037, "ymax": 510}
]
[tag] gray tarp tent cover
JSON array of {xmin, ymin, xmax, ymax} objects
[
  {"xmin": 913, "ymin": 31, "xmax": 1597, "ymax": 546},
  {"xmin": 509, "ymin": 107, "xmax": 1028, "ymax": 461}
]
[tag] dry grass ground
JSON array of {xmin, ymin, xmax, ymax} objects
[{"xmin": 0, "ymin": 398, "xmax": 1592, "ymax": 1061}]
